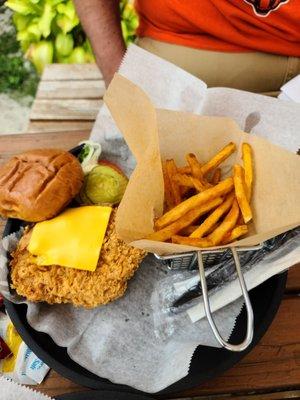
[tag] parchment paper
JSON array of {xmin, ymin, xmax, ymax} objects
[
  {"xmin": 104, "ymin": 75, "xmax": 300, "ymax": 253},
  {"xmin": 0, "ymin": 376, "xmax": 53, "ymax": 400}
]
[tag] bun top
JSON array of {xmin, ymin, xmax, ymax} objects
[{"xmin": 0, "ymin": 149, "xmax": 84, "ymax": 222}]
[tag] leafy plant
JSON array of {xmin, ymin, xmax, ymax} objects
[
  {"xmin": 0, "ymin": 28, "xmax": 38, "ymax": 96},
  {"xmin": 120, "ymin": 0, "xmax": 138, "ymax": 46},
  {"xmin": 6, "ymin": 0, "xmax": 139, "ymax": 74}
]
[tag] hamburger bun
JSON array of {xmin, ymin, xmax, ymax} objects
[{"xmin": 0, "ymin": 149, "xmax": 84, "ymax": 222}]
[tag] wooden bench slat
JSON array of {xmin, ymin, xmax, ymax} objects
[
  {"xmin": 42, "ymin": 64, "xmax": 102, "ymax": 81},
  {"xmin": 36, "ymin": 80, "xmax": 105, "ymax": 99},
  {"xmin": 27, "ymin": 120, "xmax": 94, "ymax": 133},
  {"xmin": 30, "ymin": 99, "xmax": 102, "ymax": 120}
]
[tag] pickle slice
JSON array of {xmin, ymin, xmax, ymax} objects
[{"xmin": 80, "ymin": 165, "xmax": 128, "ymax": 205}]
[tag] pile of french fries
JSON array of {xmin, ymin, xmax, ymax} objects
[{"xmin": 148, "ymin": 142, "xmax": 254, "ymax": 248}]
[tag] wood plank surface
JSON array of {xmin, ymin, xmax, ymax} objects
[
  {"xmin": 180, "ymin": 296, "xmax": 300, "ymax": 397},
  {"xmin": 27, "ymin": 120, "xmax": 94, "ymax": 133},
  {"xmin": 286, "ymin": 264, "xmax": 300, "ymax": 292},
  {"xmin": 172, "ymin": 391, "xmax": 299, "ymax": 400},
  {"xmin": 30, "ymin": 64, "xmax": 103, "ymax": 127},
  {"xmin": 37, "ymin": 79, "xmax": 105, "ymax": 99},
  {"xmin": 30, "ymin": 99, "xmax": 102, "ymax": 120},
  {"xmin": 42, "ymin": 64, "xmax": 102, "ymax": 81},
  {"xmin": 173, "ymin": 391, "xmax": 300, "ymax": 400},
  {"xmin": 0, "ymin": 131, "xmax": 89, "ymax": 165}
]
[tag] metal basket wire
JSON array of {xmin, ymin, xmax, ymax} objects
[{"xmin": 154, "ymin": 243, "xmax": 262, "ymax": 352}]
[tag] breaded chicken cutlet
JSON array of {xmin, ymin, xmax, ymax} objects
[{"xmin": 10, "ymin": 209, "xmax": 146, "ymax": 308}]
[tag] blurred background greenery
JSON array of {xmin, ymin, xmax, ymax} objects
[{"xmin": 0, "ymin": 0, "xmax": 138, "ymax": 97}]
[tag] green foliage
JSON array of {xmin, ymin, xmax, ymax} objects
[
  {"xmin": 0, "ymin": 55, "xmax": 27, "ymax": 90},
  {"xmin": 0, "ymin": 31, "xmax": 19, "ymax": 53},
  {"xmin": 28, "ymin": 40, "xmax": 53, "ymax": 73},
  {"xmin": 0, "ymin": 28, "xmax": 38, "ymax": 96},
  {"xmin": 6, "ymin": 0, "xmax": 139, "ymax": 74},
  {"xmin": 55, "ymin": 32, "xmax": 73, "ymax": 56},
  {"xmin": 120, "ymin": 0, "xmax": 138, "ymax": 46}
]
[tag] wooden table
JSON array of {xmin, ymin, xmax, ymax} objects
[
  {"xmin": 1, "ymin": 131, "xmax": 299, "ymax": 400},
  {"xmin": 0, "ymin": 64, "xmax": 299, "ymax": 399}
]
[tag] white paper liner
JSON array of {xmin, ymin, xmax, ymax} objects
[
  {"xmin": 0, "ymin": 376, "xmax": 53, "ymax": 400},
  {"xmin": 92, "ymin": 45, "xmax": 300, "ymax": 154},
  {"xmin": 0, "ymin": 232, "xmax": 244, "ymax": 392}
]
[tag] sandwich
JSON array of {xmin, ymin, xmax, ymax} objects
[
  {"xmin": 10, "ymin": 208, "xmax": 145, "ymax": 308},
  {"xmin": 0, "ymin": 146, "xmax": 145, "ymax": 308}
]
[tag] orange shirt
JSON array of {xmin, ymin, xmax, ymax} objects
[{"xmin": 135, "ymin": 0, "xmax": 300, "ymax": 56}]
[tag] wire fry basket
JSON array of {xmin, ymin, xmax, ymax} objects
[{"xmin": 154, "ymin": 244, "xmax": 262, "ymax": 352}]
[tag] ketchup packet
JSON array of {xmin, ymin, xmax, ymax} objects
[
  {"xmin": 0, "ymin": 335, "xmax": 11, "ymax": 359},
  {"xmin": 0, "ymin": 311, "xmax": 49, "ymax": 384}
]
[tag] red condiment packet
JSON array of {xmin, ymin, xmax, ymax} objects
[{"xmin": 0, "ymin": 336, "xmax": 12, "ymax": 360}]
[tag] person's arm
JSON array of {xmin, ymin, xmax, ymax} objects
[{"xmin": 74, "ymin": 0, "xmax": 126, "ymax": 86}]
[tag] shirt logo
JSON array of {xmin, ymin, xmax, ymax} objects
[{"xmin": 244, "ymin": 0, "xmax": 289, "ymax": 17}]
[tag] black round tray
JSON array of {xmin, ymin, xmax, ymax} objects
[
  {"xmin": 3, "ymin": 230, "xmax": 287, "ymax": 396},
  {"xmin": 2, "ymin": 145, "xmax": 288, "ymax": 396},
  {"xmin": 56, "ymin": 390, "xmax": 153, "ymax": 400}
]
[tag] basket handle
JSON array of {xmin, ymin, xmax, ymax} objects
[{"xmin": 197, "ymin": 248, "xmax": 254, "ymax": 352}]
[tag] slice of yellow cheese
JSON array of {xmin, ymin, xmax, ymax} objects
[{"xmin": 28, "ymin": 206, "xmax": 112, "ymax": 271}]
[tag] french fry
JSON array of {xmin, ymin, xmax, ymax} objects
[
  {"xmin": 190, "ymin": 176, "xmax": 209, "ymax": 192},
  {"xmin": 206, "ymin": 221, "xmax": 219, "ymax": 235},
  {"xmin": 211, "ymin": 168, "xmax": 221, "ymax": 185},
  {"xmin": 180, "ymin": 225, "xmax": 199, "ymax": 236},
  {"xmin": 201, "ymin": 142, "xmax": 236, "ymax": 176},
  {"xmin": 208, "ymin": 199, "xmax": 239, "ymax": 245},
  {"xmin": 186, "ymin": 153, "xmax": 213, "ymax": 189},
  {"xmin": 221, "ymin": 225, "xmax": 248, "ymax": 245},
  {"xmin": 173, "ymin": 174, "xmax": 208, "ymax": 192},
  {"xmin": 237, "ymin": 212, "xmax": 244, "ymax": 225},
  {"xmin": 238, "ymin": 139, "xmax": 253, "ymax": 220},
  {"xmin": 233, "ymin": 164, "xmax": 252, "ymax": 223},
  {"xmin": 173, "ymin": 173, "xmax": 194, "ymax": 188},
  {"xmin": 166, "ymin": 159, "xmax": 181, "ymax": 206},
  {"xmin": 242, "ymin": 143, "xmax": 253, "ymax": 201},
  {"xmin": 148, "ymin": 197, "xmax": 223, "ymax": 242},
  {"xmin": 162, "ymin": 161, "xmax": 174, "ymax": 210},
  {"xmin": 171, "ymin": 173, "xmax": 194, "ymax": 197},
  {"xmin": 172, "ymin": 235, "xmax": 213, "ymax": 248},
  {"xmin": 181, "ymin": 186, "xmax": 191, "ymax": 197},
  {"xmin": 186, "ymin": 153, "xmax": 203, "ymax": 180},
  {"xmin": 155, "ymin": 177, "xmax": 234, "ymax": 230},
  {"xmin": 177, "ymin": 166, "xmax": 191, "ymax": 174},
  {"xmin": 190, "ymin": 193, "xmax": 235, "ymax": 238}
]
